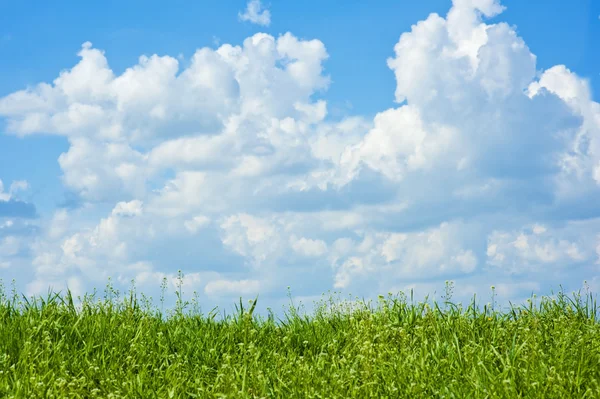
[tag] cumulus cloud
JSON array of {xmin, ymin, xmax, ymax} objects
[
  {"xmin": 290, "ymin": 235, "xmax": 328, "ymax": 257},
  {"xmin": 58, "ymin": 139, "xmax": 148, "ymax": 202},
  {"xmin": 1, "ymin": 0, "xmax": 599, "ymax": 314},
  {"xmin": 112, "ymin": 200, "xmax": 143, "ymax": 217},
  {"xmin": 486, "ymin": 220, "xmax": 599, "ymax": 273},
  {"xmin": 219, "ymin": 213, "xmax": 283, "ymax": 265},
  {"xmin": 327, "ymin": 220, "xmax": 482, "ymax": 290},
  {"xmin": 238, "ymin": 0, "xmax": 271, "ymax": 27},
  {"xmin": 0, "ymin": 33, "xmax": 329, "ymax": 206},
  {"xmin": 26, "ymin": 202, "xmax": 151, "ymax": 295}
]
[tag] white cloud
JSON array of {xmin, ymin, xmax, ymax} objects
[
  {"xmin": 336, "ymin": 105, "xmax": 458, "ymax": 185},
  {"xmin": 147, "ymin": 171, "xmax": 211, "ymax": 217},
  {"xmin": 528, "ymin": 65, "xmax": 600, "ymax": 191},
  {"xmin": 238, "ymin": 0, "xmax": 271, "ymax": 27},
  {"xmin": 27, "ymin": 202, "xmax": 159, "ymax": 292},
  {"xmin": 58, "ymin": 138, "xmax": 148, "ymax": 202},
  {"xmin": 329, "ymin": 221, "xmax": 482, "ymax": 290},
  {"xmin": 0, "ymin": 33, "xmax": 330, "ymax": 205},
  {"xmin": 486, "ymin": 220, "xmax": 598, "ymax": 273},
  {"xmin": 290, "ymin": 235, "xmax": 328, "ymax": 257},
  {"xmin": 219, "ymin": 213, "xmax": 282, "ymax": 265},
  {"xmin": 112, "ymin": 200, "xmax": 143, "ymax": 217}
]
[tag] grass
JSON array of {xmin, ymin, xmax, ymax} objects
[{"xmin": 0, "ymin": 277, "xmax": 599, "ymax": 398}]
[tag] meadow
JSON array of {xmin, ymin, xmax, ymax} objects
[{"xmin": 0, "ymin": 277, "xmax": 599, "ymax": 398}]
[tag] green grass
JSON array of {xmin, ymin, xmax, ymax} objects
[{"xmin": 0, "ymin": 278, "xmax": 599, "ymax": 398}]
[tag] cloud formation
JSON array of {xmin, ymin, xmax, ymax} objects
[
  {"xmin": 0, "ymin": 0, "xmax": 599, "ymax": 315},
  {"xmin": 239, "ymin": 0, "xmax": 271, "ymax": 27}
]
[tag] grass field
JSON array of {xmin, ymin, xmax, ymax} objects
[{"xmin": 1, "ymin": 278, "xmax": 599, "ymax": 398}]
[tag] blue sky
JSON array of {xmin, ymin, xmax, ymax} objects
[{"xmin": 0, "ymin": 0, "xmax": 599, "ymax": 317}]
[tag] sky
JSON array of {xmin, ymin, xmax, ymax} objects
[{"xmin": 0, "ymin": 0, "xmax": 599, "ymax": 318}]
